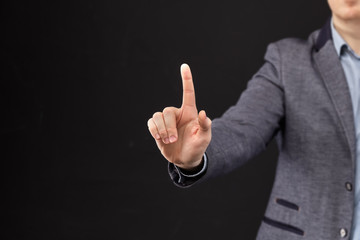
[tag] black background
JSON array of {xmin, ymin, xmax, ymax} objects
[{"xmin": 2, "ymin": 1, "xmax": 330, "ymax": 239}]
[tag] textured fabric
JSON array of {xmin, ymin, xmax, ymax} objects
[
  {"xmin": 168, "ymin": 19, "xmax": 357, "ymax": 239},
  {"xmin": 170, "ymin": 154, "xmax": 208, "ymax": 187},
  {"xmin": 331, "ymin": 21, "xmax": 360, "ymax": 240}
]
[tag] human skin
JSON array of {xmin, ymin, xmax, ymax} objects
[
  {"xmin": 328, "ymin": 0, "xmax": 360, "ymax": 54},
  {"xmin": 147, "ymin": 64, "xmax": 211, "ymax": 171},
  {"xmin": 147, "ymin": 1, "xmax": 360, "ymax": 171}
]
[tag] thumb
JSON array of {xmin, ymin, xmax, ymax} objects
[{"xmin": 198, "ymin": 110, "xmax": 211, "ymax": 132}]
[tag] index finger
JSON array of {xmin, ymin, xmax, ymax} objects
[{"xmin": 180, "ymin": 63, "xmax": 196, "ymax": 107}]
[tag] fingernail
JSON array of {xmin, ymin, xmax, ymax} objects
[
  {"xmin": 169, "ymin": 136, "xmax": 177, "ymax": 143},
  {"xmin": 155, "ymin": 134, "xmax": 161, "ymax": 140},
  {"xmin": 163, "ymin": 137, "xmax": 170, "ymax": 144}
]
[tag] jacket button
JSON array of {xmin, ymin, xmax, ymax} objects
[
  {"xmin": 345, "ymin": 182, "xmax": 352, "ymax": 191},
  {"xmin": 340, "ymin": 228, "xmax": 347, "ymax": 238}
]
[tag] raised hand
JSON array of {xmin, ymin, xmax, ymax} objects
[{"xmin": 147, "ymin": 64, "xmax": 212, "ymax": 170}]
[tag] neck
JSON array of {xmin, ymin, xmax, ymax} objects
[{"xmin": 332, "ymin": 14, "xmax": 360, "ymax": 55}]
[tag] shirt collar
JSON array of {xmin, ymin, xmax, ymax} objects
[
  {"xmin": 331, "ymin": 18, "xmax": 360, "ymax": 59},
  {"xmin": 330, "ymin": 18, "xmax": 347, "ymax": 57}
]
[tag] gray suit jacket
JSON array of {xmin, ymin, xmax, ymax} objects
[{"xmin": 169, "ymin": 19, "xmax": 356, "ymax": 239}]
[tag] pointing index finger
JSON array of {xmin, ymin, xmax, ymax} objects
[{"xmin": 181, "ymin": 63, "xmax": 196, "ymax": 107}]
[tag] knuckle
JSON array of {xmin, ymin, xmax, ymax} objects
[
  {"xmin": 183, "ymin": 89, "xmax": 194, "ymax": 94},
  {"xmin": 147, "ymin": 123, "xmax": 155, "ymax": 132},
  {"xmin": 166, "ymin": 127, "xmax": 177, "ymax": 135},
  {"xmin": 163, "ymin": 106, "xmax": 175, "ymax": 115},
  {"xmin": 158, "ymin": 129, "xmax": 168, "ymax": 137},
  {"xmin": 152, "ymin": 112, "xmax": 162, "ymax": 119}
]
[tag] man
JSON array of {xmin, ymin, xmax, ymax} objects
[{"xmin": 147, "ymin": 0, "xmax": 359, "ymax": 239}]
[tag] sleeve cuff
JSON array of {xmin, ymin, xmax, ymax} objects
[
  {"xmin": 168, "ymin": 153, "xmax": 208, "ymax": 187},
  {"xmin": 174, "ymin": 153, "xmax": 208, "ymax": 177}
]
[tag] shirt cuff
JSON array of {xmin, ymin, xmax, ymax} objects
[{"xmin": 174, "ymin": 153, "xmax": 208, "ymax": 178}]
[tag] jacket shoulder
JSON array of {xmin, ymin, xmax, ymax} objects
[
  {"xmin": 275, "ymin": 29, "xmax": 320, "ymax": 50},
  {"xmin": 263, "ymin": 29, "xmax": 321, "ymax": 67}
]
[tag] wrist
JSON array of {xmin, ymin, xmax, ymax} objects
[{"xmin": 177, "ymin": 157, "xmax": 204, "ymax": 174}]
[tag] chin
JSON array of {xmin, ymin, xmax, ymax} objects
[
  {"xmin": 338, "ymin": 5, "xmax": 360, "ymax": 20},
  {"xmin": 329, "ymin": 0, "xmax": 360, "ymax": 20}
]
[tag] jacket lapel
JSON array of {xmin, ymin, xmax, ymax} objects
[{"xmin": 313, "ymin": 22, "xmax": 356, "ymax": 166}]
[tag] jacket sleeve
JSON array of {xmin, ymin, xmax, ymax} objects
[{"xmin": 169, "ymin": 42, "xmax": 285, "ymax": 188}]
